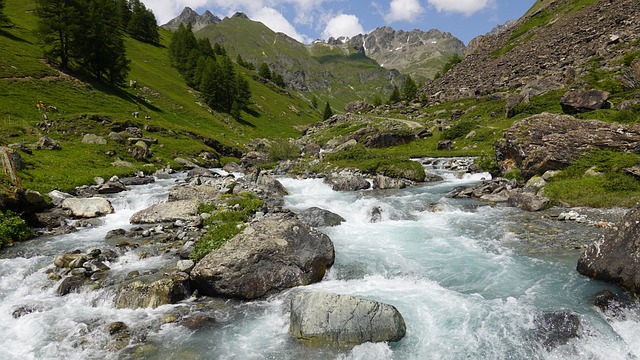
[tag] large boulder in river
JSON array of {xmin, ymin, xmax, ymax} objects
[
  {"xmin": 289, "ymin": 291, "xmax": 406, "ymax": 347},
  {"xmin": 324, "ymin": 171, "xmax": 370, "ymax": 191},
  {"xmin": 129, "ymin": 200, "xmax": 199, "ymax": 224},
  {"xmin": 496, "ymin": 113, "xmax": 640, "ymax": 180},
  {"xmin": 577, "ymin": 203, "xmax": 640, "ymax": 293},
  {"xmin": 114, "ymin": 272, "xmax": 192, "ymax": 309},
  {"xmin": 190, "ymin": 213, "xmax": 335, "ymax": 300},
  {"xmin": 62, "ymin": 197, "xmax": 114, "ymax": 218},
  {"xmin": 297, "ymin": 207, "xmax": 345, "ymax": 227}
]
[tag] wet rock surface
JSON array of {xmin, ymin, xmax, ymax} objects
[
  {"xmin": 289, "ymin": 291, "xmax": 406, "ymax": 347},
  {"xmin": 191, "ymin": 212, "xmax": 335, "ymax": 300}
]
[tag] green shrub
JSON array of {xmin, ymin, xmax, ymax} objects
[
  {"xmin": 440, "ymin": 119, "xmax": 476, "ymax": 140},
  {"xmin": 190, "ymin": 222, "xmax": 245, "ymax": 261},
  {"xmin": 191, "ymin": 193, "xmax": 264, "ymax": 260},
  {"xmin": 475, "ymin": 152, "xmax": 500, "ymax": 177},
  {"xmin": 0, "ymin": 210, "xmax": 34, "ymax": 247},
  {"xmin": 268, "ymin": 138, "xmax": 301, "ymax": 162},
  {"xmin": 375, "ymin": 159, "xmax": 425, "ymax": 182}
]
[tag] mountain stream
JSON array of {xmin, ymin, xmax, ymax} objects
[{"xmin": 0, "ymin": 160, "xmax": 638, "ymax": 359}]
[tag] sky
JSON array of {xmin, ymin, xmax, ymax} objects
[{"xmin": 141, "ymin": 0, "xmax": 537, "ymax": 45}]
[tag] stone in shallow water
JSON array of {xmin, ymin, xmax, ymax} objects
[{"xmin": 289, "ymin": 291, "xmax": 406, "ymax": 347}]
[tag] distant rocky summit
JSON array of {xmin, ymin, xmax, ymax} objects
[
  {"xmin": 345, "ymin": 27, "xmax": 465, "ymax": 80},
  {"xmin": 162, "ymin": 7, "xmax": 220, "ymax": 32}
]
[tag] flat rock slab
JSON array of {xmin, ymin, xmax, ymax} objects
[
  {"xmin": 62, "ymin": 197, "xmax": 114, "ymax": 218},
  {"xmin": 129, "ymin": 200, "xmax": 199, "ymax": 224},
  {"xmin": 289, "ymin": 291, "xmax": 406, "ymax": 347}
]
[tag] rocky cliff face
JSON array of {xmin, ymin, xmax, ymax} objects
[
  {"xmin": 161, "ymin": 7, "xmax": 221, "ymax": 32},
  {"xmin": 340, "ymin": 27, "xmax": 465, "ymax": 80},
  {"xmin": 422, "ymin": 0, "xmax": 640, "ymax": 102}
]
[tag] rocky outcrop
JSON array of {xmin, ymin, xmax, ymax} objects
[
  {"xmin": 162, "ymin": 7, "xmax": 221, "ymax": 32},
  {"xmin": 289, "ymin": 291, "xmax": 406, "ymax": 346},
  {"xmin": 361, "ymin": 132, "xmax": 414, "ymax": 148},
  {"xmin": 297, "ymin": 207, "xmax": 345, "ymax": 227},
  {"xmin": 496, "ymin": 113, "xmax": 640, "ymax": 180},
  {"xmin": 324, "ymin": 171, "xmax": 370, "ymax": 191},
  {"xmin": 346, "ymin": 27, "xmax": 465, "ymax": 80},
  {"xmin": 560, "ymin": 89, "xmax": 611, "ymax": 114},
  {"xmin": 129, "ymin": 200, "xmax": 199, "ymax": 224},
  {"xmin": 34, "ymin": 136, "xmax": 61, "ymax": 150},
  {"xmin": 82, "ymin": 134, "xmax": 107, "ymax": 145},
  {"xmin": 344, "ymin": 100, "xmax": 373, "ymax": 113},
  {"xmin": 421, "ymin": 0, "xmax": 640, "ymax": 102},
  {"xmin": 190, "ymin": 213, "xmax": 334, "ymax": 300},
  {"xmin": 577, "ymin": 203, "xmax": 640, "ymax": 293},
  {"xmin": 372, "ymin": 175, "xmax": 415, "ymax": 189},
  {"xmin": 62, "ymin": 197, "xmax": 114, "ymax": 218}
]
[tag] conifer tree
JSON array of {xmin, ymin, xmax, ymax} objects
[
  {"xmin": 127, "ymin": 0, "xmax": 159, "ymax": 44},
  {"xmin": 402, "ymin": 75, "xmax": 417, "ymax": 102},
  {"xmin": 323, "ymin": 102, "xmax": 333, "ymax": 120},
  {"xmin": 35, "ymin": 0, "xmax": 81, "ymax": 69},
  {"xmin": 273, "ymin": 72, "xmax": 285, "ymax": 88},
  {"xmin": 388, "ymin": 85, "xmax": 401, "ymax": 104},
  {"xmin": 258, "ymin": 62, "xmax": 272, "ymax": 81}
]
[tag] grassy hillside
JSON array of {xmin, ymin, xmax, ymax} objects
[
  {"xmin": 0, "ymin": 0, "xmax": 320, "ymax": 194},
  {"xmin": 196, "ymin": 16, "xmax": 399, "ymax": 111}
]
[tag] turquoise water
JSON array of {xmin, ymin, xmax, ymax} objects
[{"xmin": 0, "ymin": 169, "xmax": 638, "ymax": 359}]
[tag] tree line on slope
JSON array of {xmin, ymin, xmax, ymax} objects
[
  {"xmin": 34, "ymin": 0, "xmax": 158, "ymax": 85},
  {"xmin": 169, "ymin": 23, "xmax": 251, "ymax": 118}
]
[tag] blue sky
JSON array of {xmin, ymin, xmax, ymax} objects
[{"xmin": 142, "ymin": 0, "xmax": 536, "ymax": 45}]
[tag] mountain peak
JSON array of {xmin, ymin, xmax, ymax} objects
[{"xmin": 162, "ymin": 7, "xmax": 221, "ymax": 32}]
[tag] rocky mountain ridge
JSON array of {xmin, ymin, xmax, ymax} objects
[
  {"xmin": 421, "ymin": 0, "xmax": 640, "ymax": 103},
  {"xmin": 318, "ymin": 27, "xmax": 466, "ymax": 80},
  {"xmin": 161, "ymin": 7, "xmax": 221, "ymax": 32}
]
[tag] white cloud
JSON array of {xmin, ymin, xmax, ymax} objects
[
  {"xmin": 427, "ymin": 0, "xmax": 493, "ymax": 16},
  {"xmin": 385, "ymin": 0, "xmax": 424, "ymax": 23},
  {"xmin": 252, "ymin": 7, "xmax": 309, "ymax": 42},
  {"xmin": 322, "ymin": 14, "xmax": 365, "ymax": 39}
]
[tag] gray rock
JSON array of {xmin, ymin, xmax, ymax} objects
[
  {"xmin": 560, "ymin": 89, "xmax": 611, "ymax": 114},
  {"xmin": 177, "ymin": 260, "xmax": 195, "ymax": 273},
  {"xmin": 129, "ymin": 200, "xmax": 199, "ymax": 224},
  {"xmin": 175, "ymin": 157, "xmax": 198, "ymax": 169},
  {"xmin": 507, "ymin": 190, "xmax": 551, "ymax": 212},
  {"xmin": 191, "ymin": 213, "xmax": 335, "ymax": 300},
  {"xmin": 62, "ymin": 197, "xmax": 114, "ymax": 218},
  {"xmin": 362, "ymin": 132, "xmax": 415, "ymax": 148},
  {"xmin": 57, "ymin": 275, "xmax": 86, "ymax": 296},
  {"xmin": 297, "ymin": 207, "xmax": 345, "ymax": 227},
  {"xmin": 82, "ymin": 134, "xmax": 107, "ymax": 145},
  {"xmin": 372, "ymin": 175, "xmax": 414, "ymax": 189},
  {"xmin": 98, "ymin": 179, "xmax": 128, "ymax": 194},
  {"xmin": 496, "ymin": 113, "xmax": 640, "ymax": 180},
  {"xmin": 324, "ymin": 171, "xmax": 370, "ymax": 191},
  {"xmin": 34, "ymin": 136, "xmax": 61, "ymax": 150},
  {"xmin": 577, "ymin": 203, "xmax": 640, "ymax": 293},
  {"xmin": 114, "ymin": 273, "xmax": 192, "ymax": 309},
  {"xmin": 289, "ymin": 291, "xmax": 406, "ymax": 346},
  {"xmin": 437, "ymin": 140, "xmax": 452, "ymax": 150},
  {"xmin": 344, "ymin": 100, "xmax": 374, "ymax": 113}
]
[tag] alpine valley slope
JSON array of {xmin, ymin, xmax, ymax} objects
[{"xmin": 164, "ymin": 9, "xmax": 465, "ymax": 109}]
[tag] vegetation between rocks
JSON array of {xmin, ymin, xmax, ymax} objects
[
  {"xmin": 0, "ymin": 210, "xmax": 34, "ymax": 247},
  {"xmin": 191, "ymin": 193, "xmax": 263, "ymax": 261}
]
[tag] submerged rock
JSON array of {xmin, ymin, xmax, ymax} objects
[
  {"xmin": 289, "ymin": 291, "xmax": 406, "ymax": 347},
  {"xmin": 534, "ymin": 311, "xmax": 580, "ymax": 350},
  {"xmin": 191, "ymin": 213, "xmax": 335, "ymax": 300}
]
